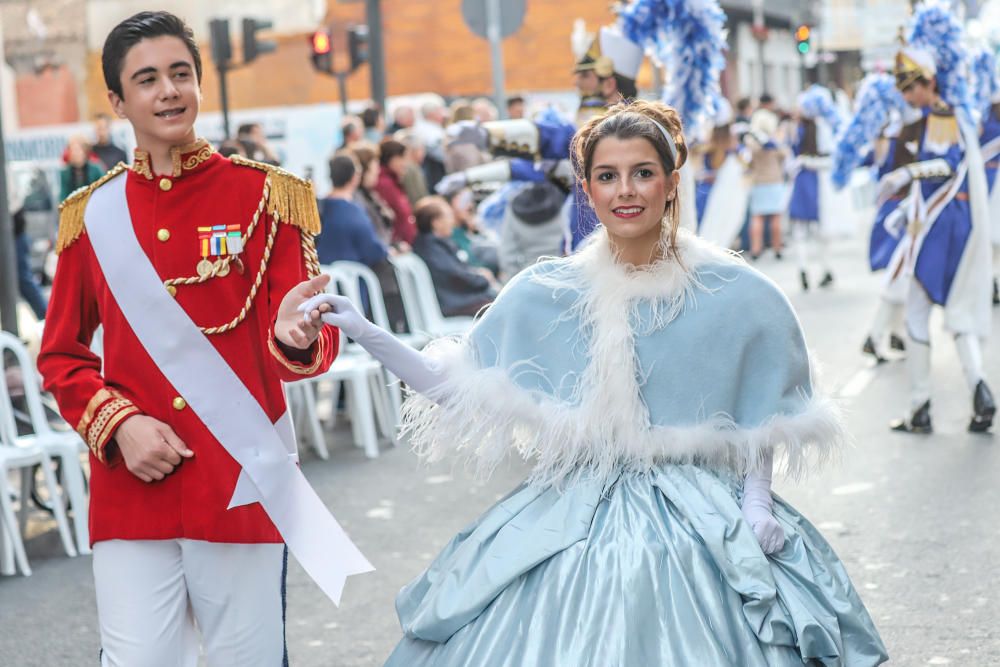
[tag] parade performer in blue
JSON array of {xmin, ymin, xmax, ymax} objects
[
  {"xmin": 303, "ymin": 98, "xmax": 888, "ymax": 666},
  {"xmin": 833, "ymin": 73, "xmax": 912, "ymax": 362},
  {"xmin": 883, "ymin": 3, "xmax": 995, "ymax": 434},
  {"xmin": 788, "ymin": 85, "xmax": 844, "ymax": 291},
  {"xmin": 971, "ymin": 46, "xmax": 1000, "ymax": 306}
]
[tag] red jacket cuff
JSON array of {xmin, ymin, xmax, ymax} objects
[
  {"xmin": 77, "ymin": 388, "xmax": 140, "ymax": 465},
  {"xmin": 267, "ymin": 325, "xmax": 335, "ymax": 380}
]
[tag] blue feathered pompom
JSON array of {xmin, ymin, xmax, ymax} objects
[
  {"xmin": 969, "ymin": 46, "xmax": 999, "ymax": 120},
  {"xmin": 798, "ymin": 84, "xmax": 844, "ymax": 135},
  {"xmin": 831, "ymin": 74, "xmax": 906, "ymax": 190},
  {"xmin": 908, "ymin": 1, "xmax": 974, "ymax": 120},
  {"xmin": 617, "ymin": 0, "xmax": 727, "ymax": 131}
]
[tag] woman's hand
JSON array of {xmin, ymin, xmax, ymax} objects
[
  {"xmin": 298, "ymin": 293, "xmax": 370, "ymax": 341},
  {"xmin": 741, "ymin": 501, "xmax": 785, "ymax": 555}
]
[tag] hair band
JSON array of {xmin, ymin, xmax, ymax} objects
[{"xmin": 648, "ymin": 117, "xmax": 679, "ymax": 167}]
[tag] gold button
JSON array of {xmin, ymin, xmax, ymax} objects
[
  {"xmin": 156, "ymin": 228, "xmax": 171, "ymax": 242},
  {"xmin": 158, "ymin": 177, "xmax": 172, "ymax": 191},
  {"xmin": 172, "ymin": 397, "xmax": 187, "ymax": 411},
  {"xmin": 165, "ymin": 283, "xmax": 177, "ymax": 297}
]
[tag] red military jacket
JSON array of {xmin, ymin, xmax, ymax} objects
[{"xmin": 38, "ymin": 139, "xmax": 339, "ymax": 545}]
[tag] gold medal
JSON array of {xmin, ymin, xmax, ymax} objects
[
  {"xmin": 197, "ymin": 258, "xmax": 213, "ymax": 278},
  {"xmin": 216, "ymin": 259, "xmax": 230, "ymax": 278}
]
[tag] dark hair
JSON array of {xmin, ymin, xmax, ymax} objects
[
  {"xmin": 102, "ymin": 11, "xmax": 202, "ymax": 100},
  {"xmin": 218, "ymin": 139, "xmax": 245, "ymax": 158},
  {"xmin": 759, "ymin": 93, "xmax": 774, "ymax": 105},
  {"xmin": 379, "ymin": 139, "xmax": 406, "ymax": 166},
  {"xmin": 414, "ymin": 196, "xmax": 449, "ymax": 234},
  {"xmin": 611, "ymin": 74, "xmax": 638, "ymax": 101},
  {"xmin": 572, "ymin": 99, "xmax": 687, "ymax": 254},
  {"xmin": 506, "ymin": 95, "xmax": 525, "ymax": 107},
  {"xmin": 329, "ymin": 154, "xmax": 359, "ymax": 188},
  {"xmin": 798, "ymin": 118, "xmax": 818, "ymax": 156},
  {"xmin": 361, "ymin": 106, "xmax": 382, "ymax": 130},
  {"xmin": 236, "ymin": 123, "xmax": 258, "ymax": 138},
  {"xmin": 573, "ymin": 100, "xmax": 687, "ymax": 181},
  {"xmin": 736, "ymin": 97, "xmax": 752, "ymax": 113}
]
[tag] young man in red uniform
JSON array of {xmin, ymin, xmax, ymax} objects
[{"xmin": 38, "ymin": 12, "xmax": 370, "ymax": 665}]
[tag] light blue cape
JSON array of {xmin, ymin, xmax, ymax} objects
[{"xmin": 402, "ymin": 229, "xmax": 845, "ymax": 486}]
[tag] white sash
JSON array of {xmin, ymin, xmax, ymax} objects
[{"xmin": 84, "ymin": 174, "xmax": 373, "ymax": 605}]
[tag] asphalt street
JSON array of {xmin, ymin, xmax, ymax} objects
[{"xmin": 2, "ymin": 232, "xmax": 999, "ymax": 666}]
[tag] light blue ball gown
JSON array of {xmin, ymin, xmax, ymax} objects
[{"xmin": 384, "ymin": 229, "xmax": 888, "ymax": 666}]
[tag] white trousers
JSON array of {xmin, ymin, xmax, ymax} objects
[
  {"xmin": 791, "ymin": 220, "xmax": 830, "ymax": 276},
  {"xmin": 904, "ymin": 281, "xmax": 986, "ymax": 407},
  {"xmin": 93, "ymin": 539, "xmax": 287, "ymax": 667}
]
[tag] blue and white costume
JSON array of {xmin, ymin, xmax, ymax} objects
[
  {"xmin": 885, "ymin": 4, "xmax": 995, "ymax": 433},
  {"xmin": 375, "ymin": 228, "xmax": 887, "ymax": 666},
  {"xmin": 787, "ymin": 85, "xmax": 845, "ymax": 289},
  {"xmin": 832, "ymin": 73, "xmax": 911, "ymax": 360},
  {"xmin": 970, "ymin": 46, "xmax": 1000, "ymax": 304}
]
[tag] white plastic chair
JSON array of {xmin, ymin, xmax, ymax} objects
[
  {"xmin": 388, "ymin": 253, "xmax": 475, "ymax": 337},
  {"xmin": 0, "ymin": 440, "xmax": 66, "ymax": 576},
  {"xmin": 0, "ymin": 343, "xmax": 78, "ymax": 576},
  {"xmin": 330, "ymin": 261, "xmax": 429, "ymax": 350},
  {"xmin": 286, "ymin": 265, "xmax": 396, "ymax": 459},
  {"xmin": 0, "ymin": 332, "xmax": 90, "ymax": 555}
]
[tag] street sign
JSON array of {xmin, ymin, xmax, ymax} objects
[{"xmin": 461, "ymin": 0, "xmax": 526, "ymax": 40}]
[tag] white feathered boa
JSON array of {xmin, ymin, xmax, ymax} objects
[{"xmin": 401, "ymin": 228, "xmax": 847, "ymax": 488}]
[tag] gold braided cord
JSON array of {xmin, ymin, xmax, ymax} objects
[
  {"xmin": 165, "ymin": 180, "xmax": 270, "ymax": 288},
  {"xmin": 200, "ymin": 210, "xmax": 280, "ymax": 335},
  {"xmin": 300, "ymin": 232, "xmax": 322, "ymax": 279}
]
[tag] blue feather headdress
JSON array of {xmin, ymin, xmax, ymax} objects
[
  {"xmin": 906, "ymin": 1, "xmax": 974, "ymax": 120},
  {"xmin": 797, "ymin": 84, "xmax": 844, "ymax": 136},
  {"xmin": 831, "ymin": 74, "xmax": 907, "ymax": 189},
  {"xmin": 969, "ymin": 46, "xmax": 999, "ymax": 119},
  {"xmin": 617, "ymin": 0, "xmax": 727, "ymax": 131}
]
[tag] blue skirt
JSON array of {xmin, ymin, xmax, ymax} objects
[
  {"xmin": 385, "ymin": 465, "xmax": 888, "ymax": 666},
  {"xmin": 788, "ymin": 169, "xmax": 820, "ymax": 221},
  {"xmin": 750, "ymin": 183, "xmax": 788, "ymax": 216}
]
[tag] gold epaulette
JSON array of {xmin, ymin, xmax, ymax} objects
[
  {"xmin": 56, "ymin": 163, "xmax": 128, "ymax": 253},
  {"xmin": 230, "ymin": 154, "xmax": 320, "ymax": 235}
]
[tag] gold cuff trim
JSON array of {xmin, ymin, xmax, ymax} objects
[
  {"xmin": 268, "ymin": 329, "xmax": 326, "ymax": 376},
  {"xmin": 77, "ymin": 387, "xmax": 117, "ymax": 439},
  {"xmin": 86, "ymin": 398, "xmax": 139, "ymax": 463}
]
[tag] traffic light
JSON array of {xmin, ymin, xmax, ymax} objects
[
  {"xmin": 348, "ymin": 25, "xmax": 369, "ymax": 72},
  {"xmin": 795, "ymin": 24, "xmax": 811, "ymax": 55},
  {"xmin": 209, "ymin": 19, "xmax": 232, "ymax": 68},
  {"xmin": 243, "ymin": 18, "xmax": 276, "ymax": 64},
  {"xmin": 310, "ymin": 29, "xmax": 333, "ymax": 74}
]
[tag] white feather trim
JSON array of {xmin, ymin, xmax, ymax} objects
[{"xmin": 400, "ymin": 228, "xmax": 847, "ymax": 487}]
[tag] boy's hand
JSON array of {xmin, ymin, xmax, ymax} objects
[
  {"xmin": 115, "ymin": 414, "xmax": 193, "ymax": 483},
  {"xmin": 275, "ymin": 274, "xmax": 333, "ymax": 350}
]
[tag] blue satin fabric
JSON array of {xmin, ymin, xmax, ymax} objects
[{"xmin": 384, "ymin": 467, "xmax": 887, "ymax": 666}]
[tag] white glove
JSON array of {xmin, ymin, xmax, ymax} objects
[
  {"xmin": 741, "ymin": 450, "xmax": 785, "ymax": 555},
  {"xmin": 435, "ymin": 171, "xmax": 469, "ymax": 195},
  {"xmin": 299, "ymin": 294, "xmax": 449, "ymax": 399},
  {"xmin": 882, "ymin": 206, "xmax": 908, "ymax": 238},
  {"xmin": 876, "ymin": 167, "xmax": 913, "ymax": 207}
]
